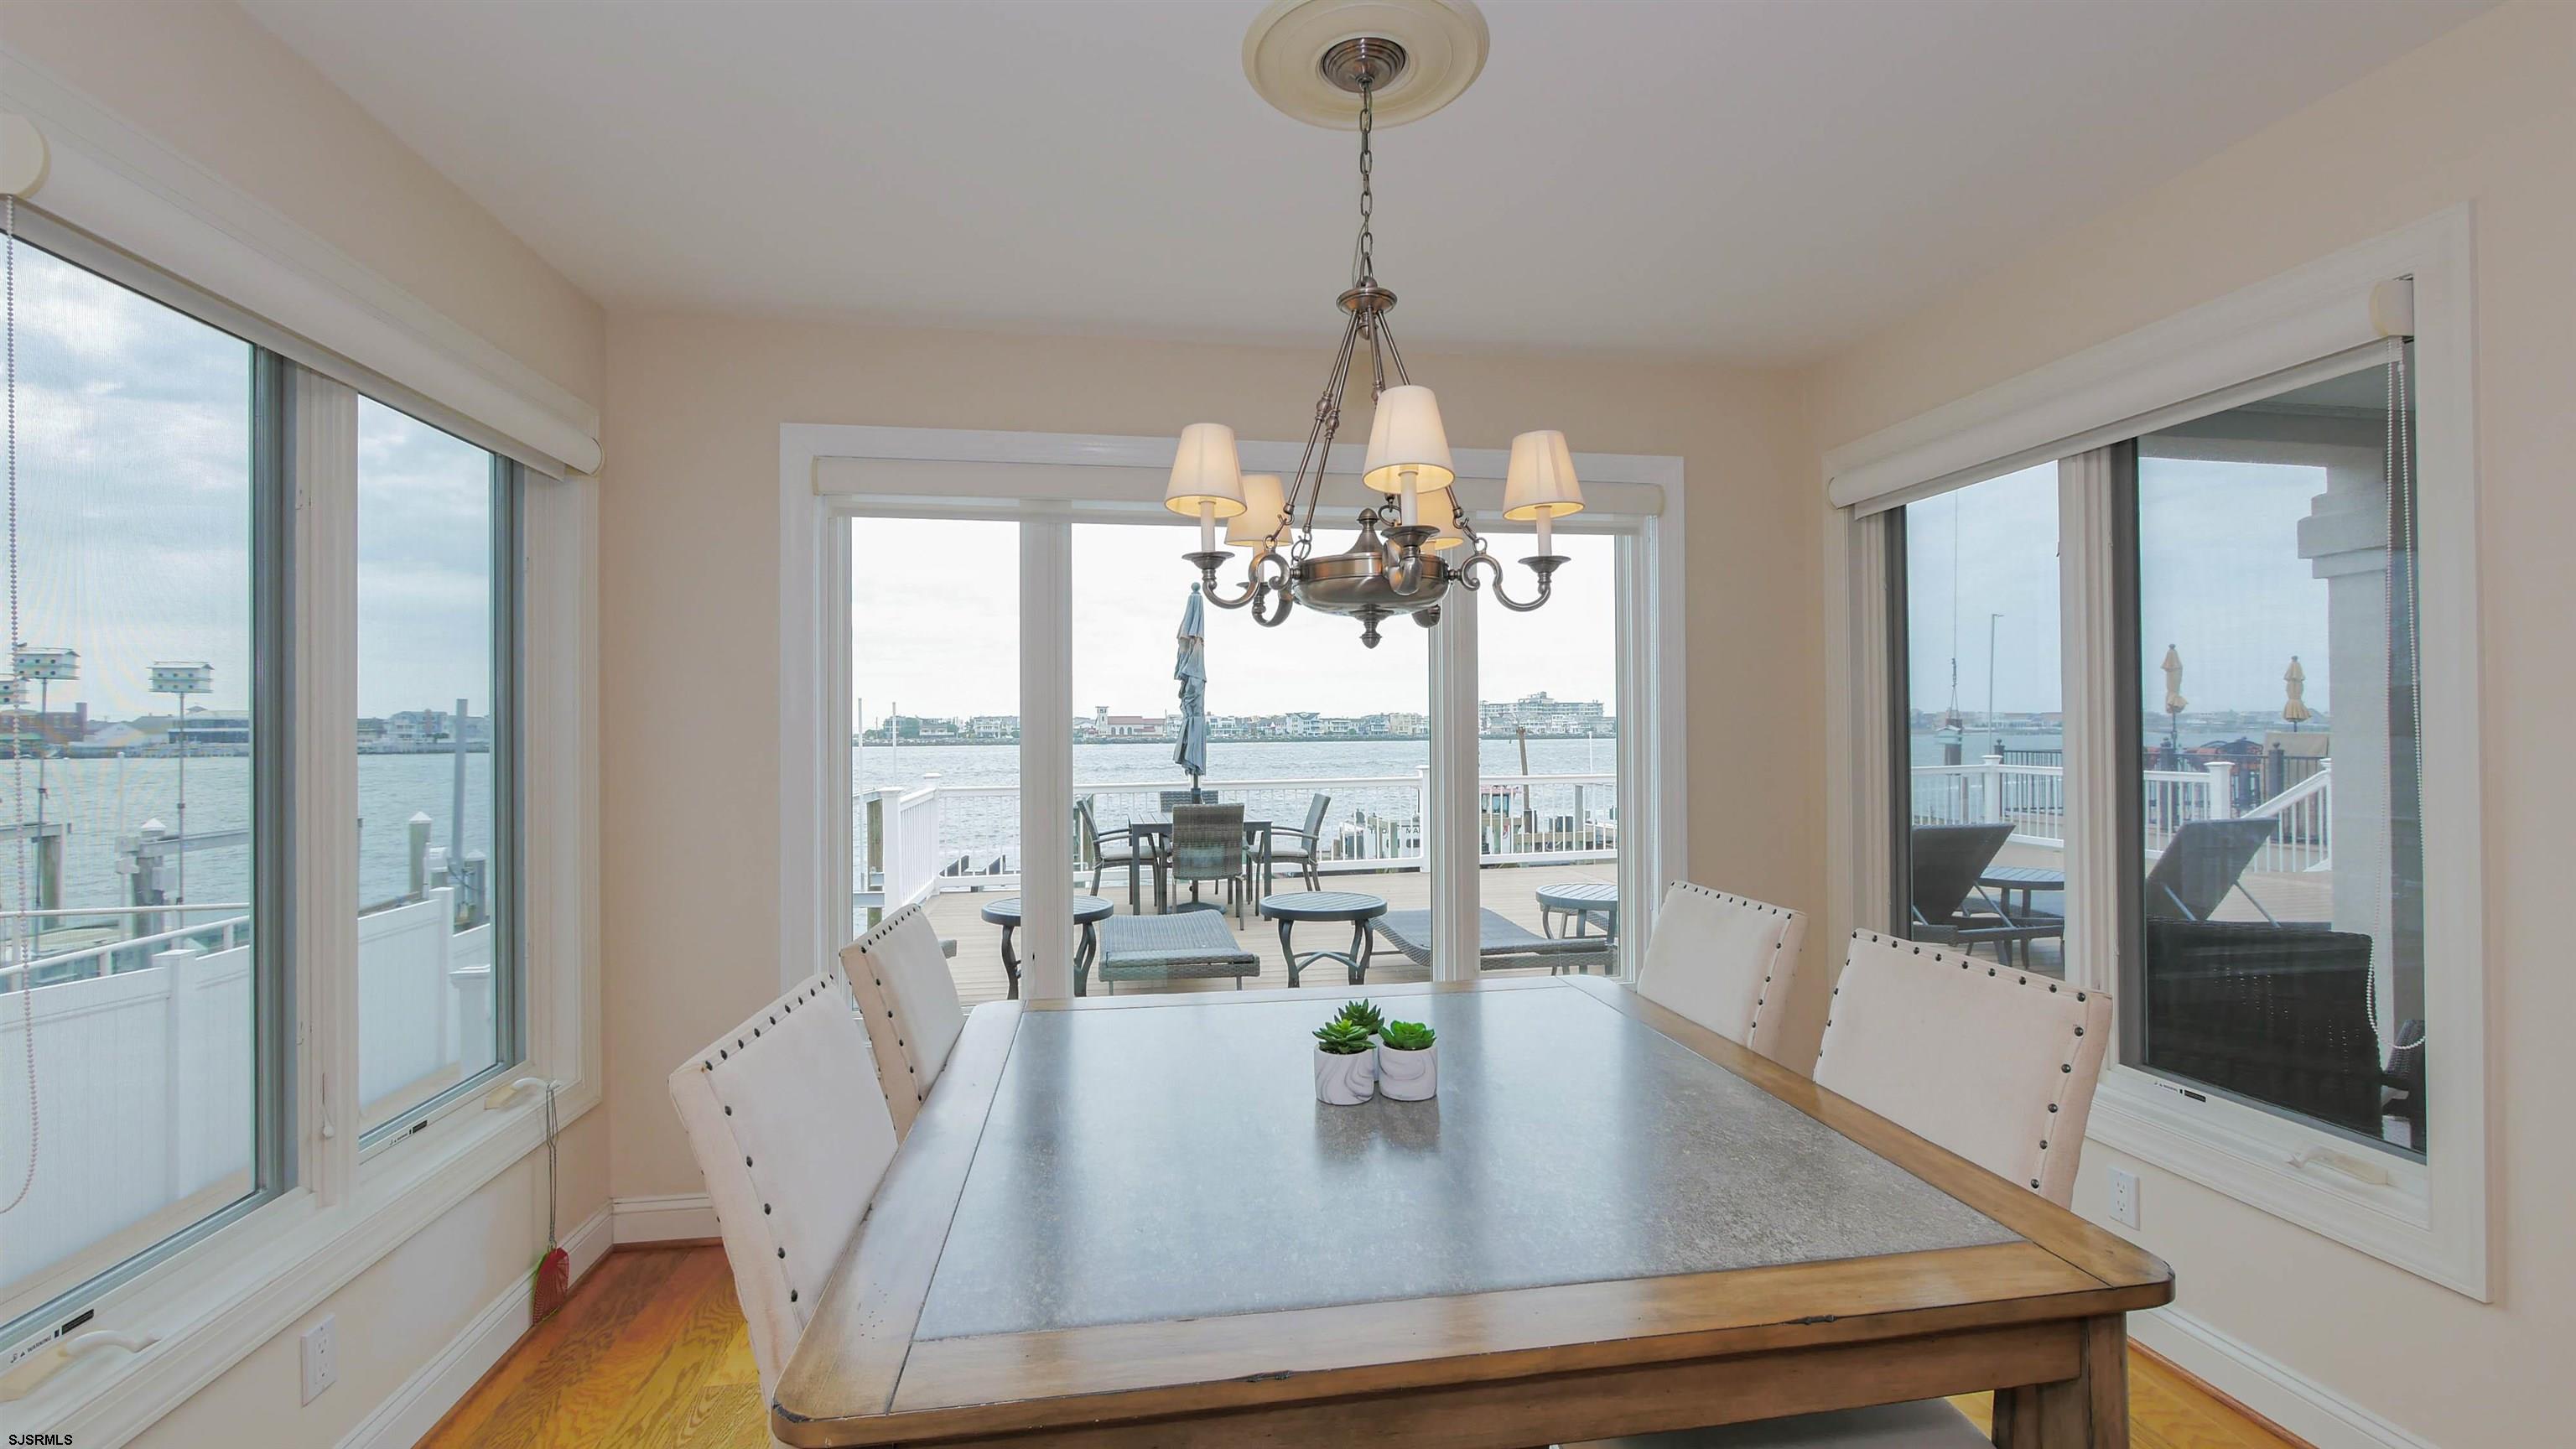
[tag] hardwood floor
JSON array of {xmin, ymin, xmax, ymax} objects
[{"xmin": 423, "ymin": 1245, "xmax": 2305, "ymax": 1449}]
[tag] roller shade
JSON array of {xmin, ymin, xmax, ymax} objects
[{"xmin": 1828, "ymin": 277, "xmax": 2412, "ymax": 517}]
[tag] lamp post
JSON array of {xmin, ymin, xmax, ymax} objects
[
  {"xmin": 12, "ymin": 648, "xmax": 78, "ymax": 921},
  {"xmin": 151, "ymin": 662, "xmax": 214, "ymax": 909}
]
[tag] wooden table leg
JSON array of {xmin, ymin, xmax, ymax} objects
[{"xmin": 1993, "ymin": 1315, "xmax": 2128, "ymax": 1447}]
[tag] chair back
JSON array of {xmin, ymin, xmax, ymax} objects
[
  {"xmin": 1160, "ymin": 788, "xmax": 1218, "ymax": 811},
  {"xmin": 1168, "ymin": 802, "xmax": 1244, "ymax": 884},
  {"xmin": 2144, "ymin": 818, "xmax": 2279, "ymax": 921},
  {"xmin": 1814, "ymin": 932, "xmax": 2111, "ymax": 1206},
  {"xmin": 1633, "ymin": 882, "xmax": 1806, "ymax": 1062},
  {"xmin": 667, "ymin": 964, "xmax": 897, "ymax": 1401},
  {"xmin": 1300, "ymin": 792, "xmax": 1332, "ymax": 839},
  {"xmin": 1074, "ymin": 797, "xmax": 1103, "ymax": 860},
  {"xmin": 1909, "ymin": 823, "xmax": 2011, "ymax": 927},
  {"xmin": 844, "ymin": 902, "xmax": 967, "ymax": 1136}
]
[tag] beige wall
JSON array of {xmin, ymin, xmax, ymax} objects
[
  {"xmin": 6, "ymin": 0, "xmax": 605, "ymax": 409},
  {"xmin": 1799, "ymin": 4, "xmax": 2573, "ymax": 1443},
  {"xmin": 600, "ymin": 314, "xmax": 1820, "ymax": 1199},
  {"xmin": 8, "ymin": 6, "xmax": 613, "ymax": 1446}
]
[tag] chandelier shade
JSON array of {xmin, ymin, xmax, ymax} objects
[
  {"xmin": 1361, "ymin": 385, "xmax": 1457, "ymax": 495},
  {"xmin": 1502, "ymin": 429, "xmax": 1584, "ymax": 519},
  {"xmin": 1227, "ymin": 473, "xmax": 1291, "ymax": 547},
  {"xmin": 1165, "ymin": 422, "xmax": 1248, "ymax": 518}
]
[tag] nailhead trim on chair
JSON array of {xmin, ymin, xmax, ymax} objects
[
  {"xmin": 1821, "ymin": 928, "xmax": 2102, "ymax": 1194},
  {"xmin": 1669, "ymin": 882, "xmax": 1802, "ymax": 1043}
]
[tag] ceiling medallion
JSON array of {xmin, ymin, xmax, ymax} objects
[{"xmin": 1168, "ymin": 0, "xmax": 1581, "ymax": 647}]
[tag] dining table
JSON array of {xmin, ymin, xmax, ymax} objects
[{"xmin": 774, "ymin": 975, "xmax": 2171, "ymax": 1447}]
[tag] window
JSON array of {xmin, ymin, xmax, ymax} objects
[
  {"xmin": 848, "ymin": 515, "xmax": 1021, "ymax": 1001},
  {"xmin": 2122, "ymin": 357, "xmax": 2423, "ymax": 1156},
  {"xmin": 2, "ymin": 239, "xmax": 283, "ymax": 1336},
  {"xmin": 1475, "ymin": 530, "xmax": 1624, "ymax": 978},
  {"xmin": 1894, "ymin": 464, "xmax": 2068, "ymax": 974},
  {"xmin": 354, "ymin": 398, "xmax": 517, "ymax": 1139}
]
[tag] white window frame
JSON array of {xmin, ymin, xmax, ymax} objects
[
  {"xmin": 778, "ymin": 426, "xmax": 1686, "ymax": 998},
  {"xmin": 1821, "ymin": 208, "xmax": 2487, "ymax": 1298},
  {"xmin": 5, "ymin": 172, "xmax": 603, "ymax": 1449}
]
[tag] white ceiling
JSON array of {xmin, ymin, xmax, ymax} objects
[{"xmin": 241, "ymin": 0, "xmax": 2492, "ymax": 363}]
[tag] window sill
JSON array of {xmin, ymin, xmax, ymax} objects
[
  {"xmin": 2087, "ymin": 1064, "xmax": 2483, "ymax": 1300},
  {"xmin": 25, "ymin": 1072, "xmax": 598, "ymax": 1444}
]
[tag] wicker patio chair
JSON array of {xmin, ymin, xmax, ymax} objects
[
  {"xmin": 1263, "ymin": 792, "xmax": 1333, "ymax": 891},
  {"xmin": 1168, "ymin": 802, "xmax": 1249, "ymax": 922}
]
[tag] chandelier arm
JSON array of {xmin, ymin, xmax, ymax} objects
[
  {"xmin": 1375, "ymin": 311, "xmax": 1414, "ymax": 389},
  {"xmin": 1461, "ymin": 550, "xmax": 1561, "ymax": 612},
  {"xmin": 1292, "ymin": 311, "xmax": 1366, "ymax": 543},
  {"xmin": 1253, "ymin": 579, "xmax": 1296, "ymax": 627}
]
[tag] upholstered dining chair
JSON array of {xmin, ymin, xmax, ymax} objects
[
  {"xmin": 667, "ymin": 963, "xmax": 898, "ymax": 1421},
  {"xmin": 844, "ymin": 901, "xmax": 968, "ymax": 1137},
  {"xmin": 1572, "ymin": 930, "xmax": 2117, "ymax": 1449},
  {"xmin": 1630, "ymin": 882, "xmax": 1806, "ymax": 1063}
]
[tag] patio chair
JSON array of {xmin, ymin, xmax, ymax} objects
[
  {"xmin": 1263, "ymin": 792, "xmax": 1333, "ymax": 891},
  {"xmin": 1909, "ymin": 823, "xmax": 2059, "ymax": 965},
  {"xmin": 2144, "ymin": 818, "xmax": 2283, "ymax": 923},
  {"xmin": 1168, "ymin": 802, "xmax": 1249, "ymax": 922},
  {"xmin": 1369, "ymin": 907, "xmax": 1613, "ymax": 977},
  {"xmin": 1076, "ymin": 797, "xmax": 1152, "ymax": 911}
]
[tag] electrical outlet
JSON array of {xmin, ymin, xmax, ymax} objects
[
  {"xmin": 2106, "ymin": 1167, "xmax": 2140, "ymax": 1229},
  {"xmin": 300, "ymin": 1315, "xmax": 338, "ymax": 1405}
]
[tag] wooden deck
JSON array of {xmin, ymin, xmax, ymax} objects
[{"xmin": 922, "ymin": 861, "xmax": 1620, "ymax": 1007}]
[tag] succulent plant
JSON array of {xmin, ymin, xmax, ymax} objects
[
  {"xmin": 1333, "ymin": 999, "xmax": 1386, "ymax": 1035},
  {"xmin": 1379, "ymin": 1019, "xmax": 1436, "ymax": 1052},
  {"xmin": 1313, "ymin": 1018, "xmax": 1376, "ymax": 1055}
]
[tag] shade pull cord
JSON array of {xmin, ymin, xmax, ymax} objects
[{"xmin": 3, "ymin": 190, "xmax": 39, "ymax": 1216}]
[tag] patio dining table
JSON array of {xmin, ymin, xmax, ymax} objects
[{"xmin": 776, "ymin": 977, "xmax": 2169, "ymax": 1447}]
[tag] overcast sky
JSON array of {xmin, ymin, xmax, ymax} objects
[
  {"xmin": 849, "ymin": 517, "xmax": 1618, "ymax": 725},
  {"xmin": 1906, "ymin": 458, "xmax": 2334, "ymax": 719},
  {"xmin": 20, "ymin": 240, "xmax": 497, "ymax": 721}
]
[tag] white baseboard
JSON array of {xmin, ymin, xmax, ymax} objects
[
  {"xmin": 2132, "ymin": 1306, "xmax": 2438, "ymax": 1449},
  {"xmin": 611, "ymin": 1192, "xmax": 717, "ymax": 1245},
  {"xmin": 334, "ymin": 1203, "xmax": 612, "ymax": 1449}
]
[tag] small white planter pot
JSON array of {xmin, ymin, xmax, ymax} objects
[
  {"xmin": 1377, "ymin": 1042, "xmax": 1438, "ymax": 1100},
  {"xmin": 1313, "ymin": 1046, "xmax": 1378, "ymax": 1105}
]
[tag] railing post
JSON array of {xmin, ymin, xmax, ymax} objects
[
  {"xmin": 1415, "ymin": 764, "xmax": 1431, "ymax": 863},
  {"xmin": 874, "ymin": 787, "xmax": 904, "ymax": 907},
  {"xmin": 2205, "ymin": 761, "xmax": 2236, "ymax": 820},
  {"xmin": 408, "ymin": 811, "xmax": 433, "ymax": 896},
  {"xmin": 1981, "ymin": 754, "xmax": 2005, "ymax": 825}
]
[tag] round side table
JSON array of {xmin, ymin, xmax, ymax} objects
[
  {"xmin": 1259, "ymin": 891, "xmax": 1388, "ymax": 988},
  {"xmin": 979, "ymin": 895, "xmax": 1115, "ymax": 998},
  {"xmin": 1536, "ymin": 881, "xmax": 1620, "ymax": 943}
]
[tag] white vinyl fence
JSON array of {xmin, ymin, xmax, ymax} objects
[{"xmin": 0, "ymin": 888, "xmax": 491, "ymax": 1311}]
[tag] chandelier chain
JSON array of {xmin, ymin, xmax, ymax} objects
[{"xmin": 1353, "ymin": 83, "xmax": 1375, "ymax": 285}]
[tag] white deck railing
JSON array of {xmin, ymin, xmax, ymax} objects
[
  {"xmin": 858, "ymin": 770, "xmax": 1620, "ymax": 903},
  {"xmin": 0, "ymin": 889, "xmax": 492, "ymax": 1313},
  {"xmin": 1909, "ymin": 756, "xmax": 2330, "ymax": 867}
]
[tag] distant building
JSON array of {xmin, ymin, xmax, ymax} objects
[
  {"xmin": 1479, "ymin": 691, "xmax": 1607, "ymax": 736},
  {"xmin": 967, "ymin": 714, "xmax": 1019, "ymax": 740}
]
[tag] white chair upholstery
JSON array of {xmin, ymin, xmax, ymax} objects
[
  {"xmin": 1633, "ymin": 882, "xmax": 1807, "ymax": 1062},
  {"xmin": 1573, "ymin": 1398, "xmax": 1990, "ymax": 1448},
  {"xmin": 1571, "ymin": 933, "xmax": 2116, "ymax": 1449},
  {"xmin": 668, "ymin": 963, "xmax": 899, "ymax": 1406},
  {"xmin": 1815, "ymin": 930, "xmax": 2112, "ymax": 1207},
  {"xmin": 844, "ymin": 902, "xmax": 968, "ymax": 1136}
]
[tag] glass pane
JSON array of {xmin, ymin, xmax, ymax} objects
[
  {"xmin": 3, "ymin": 241, "xmax": 262, "ymax": 1326},
  {"xmin": 1900, "ymin": 464, "xmax": 2068, "ymax": 974},
  {"xmin": 1475, "ymin": 531, "xmax": 1621, "ymax": 979},
  {"xmin": 355, "ymin": 398, "xmax": 503, "ymax": 1136},
  {"xmin": 849, "ymin": 517, "xmax": 1020, "ymax": 1003},
  {"xmin": 2129, "ymin": 358, "xmax": 2423, "ymax": 1156},
  {"xmin": 1062, "ymin": 518, "xmax": 1430, "ymax": 995}
]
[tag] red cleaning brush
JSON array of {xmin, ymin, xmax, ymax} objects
[{"xmin": 532, "ymin": 1080, "xmax": 569, "ymax": 1323}]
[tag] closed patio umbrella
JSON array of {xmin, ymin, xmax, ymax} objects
[
  {"xmin": 2160, "ymin": 645, "xmax": 2188, "ymax": 766},
  {"xmin": 1174, "ymin": 585, "xmax": 1209, "ymax": 801},
  {"xmin": 2282, "ymin": 656, "xmax": 2312, "ymax": 730}
]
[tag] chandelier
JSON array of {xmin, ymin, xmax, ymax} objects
[{"xmin": 1164, "ymin": 14, "xmax": 1581, "ymax": 647}]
